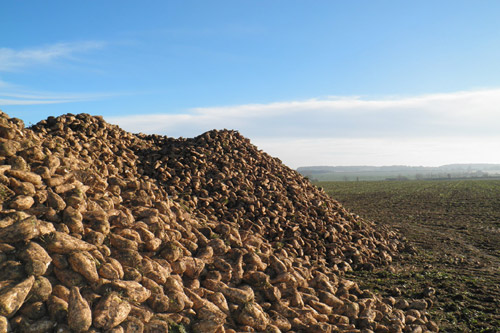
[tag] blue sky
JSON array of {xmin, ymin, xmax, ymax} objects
[{"xmin": 2, "ymin": 1, "xmax": 500, "ymax": 167}]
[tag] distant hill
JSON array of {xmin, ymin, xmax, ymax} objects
[{"xmin": 297, "ymin": 164, "xmax": 500, "ymax": 181}]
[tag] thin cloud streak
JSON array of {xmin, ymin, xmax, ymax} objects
[
  {"xmin": 0, "ymin": 99, "xmax": 75, "ymax": 105},
  {"xmin": 0, "ymin": 98, "xmax": 87, "ymax": 106},
  {"xmin": 0, "ymin": 91, "xmax": 123, "ymax": 106},
  {"xmin": 0, "ymin": 85, "xmax": 139, "ymax": 107},
  {"xmin": 0, "ymin": 41, "xmax": 113, "ymax": 107},
  {"xmin": 0, "ymin": 41, "xmax": 105, "ymax": 71},
  {"xmin": 0, "ymin": 89, "xmax": 139, "ymax": 107}
]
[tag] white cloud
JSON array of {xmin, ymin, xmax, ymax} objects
[
  {"xmin": 0, "ymin": 41, "xmax": 105, "ymax": 71},
  {"xmin": 107, "ymin": 88, "xmax": 500, "ymax": 138},
  {"xmin": 106, "ymin": 88, "xmax": 500, "ymax": 167},
  {"xmin": 254, "ymin": 136, "xmax": 500, "ymax": 168}
]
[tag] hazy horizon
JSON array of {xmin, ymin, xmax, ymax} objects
[{"xmin": 296, "ymin": 163, "xmax": 500, "ymax": 168}]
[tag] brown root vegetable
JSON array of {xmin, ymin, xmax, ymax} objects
[
  {"xmin": 26, "ymin": 277, "xmax": 52, "ymax": 304},
  {"xmin": 53, "ymin": 267, "xmax": 85, "ymax": 288},
  {"xmin": 6, "ymin": 170, "xmax": 43, "ymax": 185},
  {"xmin": 17, "ymin": 241, "xmax": 52, "ymax": 276},
  {"xmin": 110, "ymin": 280, "xmax": 151, "ymax": 303},
  {"xmin": 67, "ymin": 287, "xmax": 92, "ymax": 332},
  {"xmin": 99, "ymin": 258, "xmax": 124, "ymax": 280},
  {"xmin": 19, "ymin": 301, "xmax": 47, "ymax": 320},
  {"xmin": 120, "ymin": 317, "xmax": 145, "ymax": 332},
  {"xmin": 0, "ymin": 216, "xmax": 54, "ymax": 243},
  {"xmin": 172, "ymin": 257, "xmax": 204, "ymax": 279},
  {"xmin": 68, "ymin": 251, "xmax": 99, "ymax": 283},
  {"xmin": 47, "ymin": 295, "xmax": 68, "ymax": 322},
  {"xmin": 45, "ymin": 232, "xmax": 95, "ymax": 254},
  {"xmin": 235, "ymin": 302, "xmax": 269, "ymax": 331},
  {"xmin": 144, "ymin": 319, "xmax": 169, "ymax": 333},
  {"xmin": 221, "ymin": 285, "xmax": 254, "ymax": 305},
  {"xmin": 9, "ymin": 195, "xmax": 35, "ymax": 210},
  {"xmin": 0, "ymin": 316, "xmax": 9, "ymax": 332},
  {"xmin": 92, "ymin": 293, "xmax": 131, "ymax": 330},
  {"xmin": 0, "ymin": 276, "xmax": 35, "ymax": 318}
]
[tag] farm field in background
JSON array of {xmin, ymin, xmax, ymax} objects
[
  {"xmin": 307, "ymin": 171, "xmax": 500, "ymax": 182},
  {"xmin": 317, "ymin": 179, "xmax": 500, "ymax": 332}
]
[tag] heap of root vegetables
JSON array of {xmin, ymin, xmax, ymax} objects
[{"xmin": 0, "ymin": 112, "xmax": 438, "ymax": 332}]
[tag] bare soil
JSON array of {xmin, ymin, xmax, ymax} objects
[{"xmin": 318, "ymin": 179, "xmax": 500, "ymax": 332}]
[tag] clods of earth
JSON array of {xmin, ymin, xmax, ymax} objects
[{"xmin": 0, "ymin": 111, "xmax": 438, "ymax": 332}]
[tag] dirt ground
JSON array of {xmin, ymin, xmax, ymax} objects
[{"xmin": 318, "ymin": 179, "xmax": 500, "ymax": 332}]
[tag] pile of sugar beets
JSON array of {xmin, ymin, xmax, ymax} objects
[{"xmin": 0, "ymin": 111, "xmax": 439, "ymax": 332}]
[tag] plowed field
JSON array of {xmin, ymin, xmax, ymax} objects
[{"xmin": 318, "ymin": 180, "xmax": 500, "ymax": 332}]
